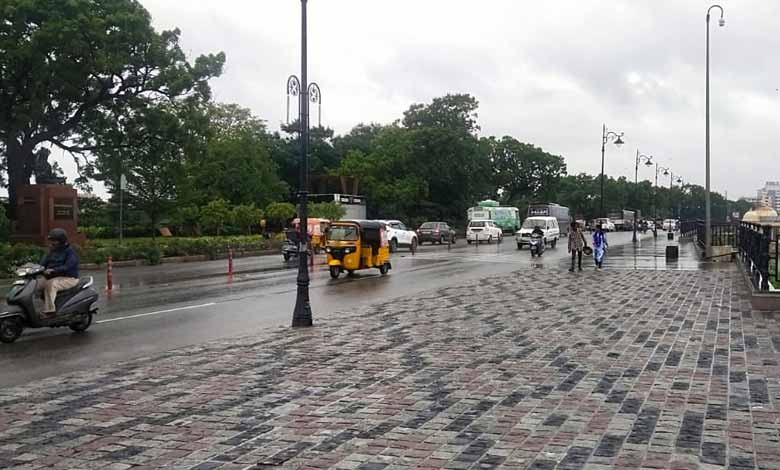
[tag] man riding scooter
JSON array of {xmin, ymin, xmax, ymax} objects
[
  {"xmin": 39, "ymin": 229, "xmax": 80, "ymax": 318},
  {"xmin": 529, "ymin": 225, "xmax": 546, "ymax": 257}
]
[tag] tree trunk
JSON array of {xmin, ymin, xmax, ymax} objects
[{"xmin": 5, "ymin": 138, "xmax": 35, "ymax": 220}]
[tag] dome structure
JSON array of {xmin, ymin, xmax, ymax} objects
[{"xmin": 742, "ymin": 206, "xmax": 779, "ymax": 224}]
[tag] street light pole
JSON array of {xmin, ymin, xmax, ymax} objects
[
  {"xmin": 600, "ymin": 124, "xmax": 625, "ymax": 218},
  {"xmin": 633, "ymin": 150, "xmax": 652, "ymax": 243},
  {"xmin": 705, "ymin": 4, "xmax": 725, "ymax": 257},
  {"xmin": 658, "ymin": 165, "xmax": 670, "ymax": 224},
  {"xmin": 292, "ymin": 0, "xmax": 313, "ymax": 328}
]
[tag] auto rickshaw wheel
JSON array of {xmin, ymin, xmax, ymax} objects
[
  {"xmin": 347, "ymin": 270, "xmax": 356, "ymax": 277},
  {"xmin": 329, "ymin": 266, "xmax": 341, "ymax": 279},
  {"xmin": 0, "ymin": 318, "xmax": 23, "ymax": 344},
  {"xmin": 283, "ymin": 253, "xmax": 291, "ymax": 261},
  {"xmin": 390, "ymin": 239, "xmax": 398, "ymax": 253},
  {"xmin": 379, "ymin": 264, "xmax": 389, "ymax": 275}
]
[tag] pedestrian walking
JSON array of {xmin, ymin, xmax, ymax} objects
[
  {"xmin": 592, "ymin": 224, "xmax": 608, "ymax": 270},
  {"xmin": 568, "ymin": 221, "xmax": 587, "ymax": 272}
]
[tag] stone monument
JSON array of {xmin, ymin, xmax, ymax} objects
[{"xmin": 11, "ymin": 149, "xmax": 86, "ymax": 246}]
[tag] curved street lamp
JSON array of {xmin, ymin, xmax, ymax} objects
[
  {"xmin": 287, "ymin": 76, "xmax": 322, "ymax": 128},
  {"xmin": 633, "ymin": 151, "xmax": 653, "ymax": 242},
  {"xmin": 705, "ymin": 4, "xmax": 725, "ymax": 257},
  {"xmin": 601, "ymin": 124, "xmax": 625, "ymax": 218},
  {"xmin": 290, "ymin": 0, "xmax": 313, "ymax": 328}
]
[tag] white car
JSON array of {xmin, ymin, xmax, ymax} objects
[
  {"xmin": 377, "ymin": 220, "xmax": 418, "ymax": 252},
  {"xmin": 662, "ymin": 219, "xmax": 678, "ymax": 231},
  {"xmin": 516, "ymin": 216, "xmax": 560, "ymax": 249},
  {"xmin": 466, "ymin": 220, "xmax": 503, "ymax": 244},
  {"xmin": 594, "ymin": 218, "xmax": 616, "ymax": 232}
]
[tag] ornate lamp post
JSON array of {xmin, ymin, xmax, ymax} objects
[
  {"xmin": 289, "ymin": 0, "xmax": 318, "ymax": 328},
  {"xmin": 633, "ymin": 150, "xmax": 653, "ymax": 242},
  {"xmin": 705, "ymin": 4, "xmax": 725, "ymax": 257},
  {"xmin": 652, "ymin": 162, "xmax": 669, "ymax": 228},
  {"xmin": 600, "ymin": 125, "xmax": 625, "ymax": 218}
]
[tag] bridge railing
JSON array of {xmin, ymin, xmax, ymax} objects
[
  {"xmin": 679, "ymin": 220, "xmax": 738, "ymax": 248},
  {"xmin": 738, "ymin": 222, "xmax": 779, "ymax": 291}
]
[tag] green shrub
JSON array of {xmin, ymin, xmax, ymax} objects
[
  {"xmin": 144, "ymin": 246, "xmax": 162, "ymax": 265},
  {"xmin": 0, "ymin": 244, "xmax": 47, "ymax": 274},
  {"xmin": 0, "ymin": 236, "xmax": 281, "ymax": 274}
]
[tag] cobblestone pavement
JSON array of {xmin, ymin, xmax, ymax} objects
[{"xmin": 1, "ymin": 268, "xmax": 779, "ymax": 469}]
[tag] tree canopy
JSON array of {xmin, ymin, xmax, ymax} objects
[{"xmin": 0, "ymin": 0, "xmax": 224, "ymax": 215}]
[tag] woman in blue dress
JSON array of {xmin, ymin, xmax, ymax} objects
[{"xmin": 592, "ymin": 224, "xmax": 608, "ymax": 270}]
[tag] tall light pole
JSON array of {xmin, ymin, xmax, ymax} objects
[
  {"xmin": 658, "ymin": 165, "xmax": 670, "ymax": 223},
  {"xmin": 665, "ymin": 169, "xmax": 678, "ymax": 232},
  {"xmin": 652, "ymin": 162, "xmax": 669, "ymax": 225},
  {"xmin": 291, "ymin": 0, "xmax": 313, "ymax": 328},
  {"xmin": 705, "ymin": 4, "xmax": 725, "ymax": 257},
  {"xmin": 600, "ymin": 124, "xmax": 625, "ymax": 218},
  {"xmin": 633, "ymin": 150, "xmax": 653, "ymax": 242}
]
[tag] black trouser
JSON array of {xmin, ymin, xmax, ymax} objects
[{"xmin": 570, "ymin": 250, "xmax": 582, "ymax": 270}]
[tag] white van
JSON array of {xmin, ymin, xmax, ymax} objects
[{"xmin": 516, "ymin": 216, "xmax": 560, "ymax": 249}]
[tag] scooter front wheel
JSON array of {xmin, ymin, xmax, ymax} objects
[
  {"xmin": 70, "ymin": 312, "xmax": 93, "ymax": 333},
  {"xmin": 0, "ymin": 318, "xmax": 23, "ymax": 344}
]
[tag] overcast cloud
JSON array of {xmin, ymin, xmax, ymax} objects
[{"xmin": 57, "ymin": 0, "xmax": 780, "ymax": 198}]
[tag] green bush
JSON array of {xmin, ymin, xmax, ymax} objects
[
  {"xmin": 0, "ymin": 244, "xmax": 47, "ymax": 274},
  {"xmin": 0, "ymin": 236, "xmax": 281, "ymax": 274}
]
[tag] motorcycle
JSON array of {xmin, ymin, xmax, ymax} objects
[
  {"xmin": 529, "ymin": 234, "xmax": 545, "ymax": 257},
  {"xmin": 0, "ymin": 264, "xmax": 99, "ymax": 344},
  {"xmin": 281, "ymin": 229, "xmax": 312, "ymax": 262}
]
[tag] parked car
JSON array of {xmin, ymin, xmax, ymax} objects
[
  {"xmin": 417, "ymin": 222, "xmax": 456, "ymax": 245},
  {"xmin": 516, "ymin": 216, "xmax": 560, "ymax": 249},
  {"xmin": 466, "ymin": 220, "xmax": 503, "ymax": 244},
  {"xmin": 377, "ymin": 219, "xmax": 418, "ymax": 252}
]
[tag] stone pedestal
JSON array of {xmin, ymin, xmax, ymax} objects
[{"xmin": 11, "ymin": 184, "xmax": 85, "ymax": 247}]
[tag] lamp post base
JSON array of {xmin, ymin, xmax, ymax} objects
[{"xmin": 292, "ymin": 288, "xmax": 313, "ymax": 328}]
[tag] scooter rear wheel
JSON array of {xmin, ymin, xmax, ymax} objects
[
  {"xmin": 0, "ymin": 318, "xmax": 23, "ymax": 344},
  {"xmin": 69, "ymin": 313, "xmax": 93, "ymax": 332}
]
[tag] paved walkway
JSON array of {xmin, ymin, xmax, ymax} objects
[{"xmin": 1, "ymin": 254, "xmax": 779, "ymax": 469}]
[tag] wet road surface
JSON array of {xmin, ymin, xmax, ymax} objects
[{"xmin": 0, "ymin": 231, "xmax": 708, "ymax": 387}]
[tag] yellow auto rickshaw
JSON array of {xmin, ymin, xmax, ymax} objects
[
  {"xmin": 292, "ymin": 218, "xmax": 331, "ymax": 253},
  {"xmin": 326, "ymin": 220, "xmax": 391, "ymax": 279}
]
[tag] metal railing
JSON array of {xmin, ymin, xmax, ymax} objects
[
  {"xmin": 679, "ymin": 220, "xmax": 738, "ymax": 248},
  {"xmin": 738, "ymin": 222, "xmax": 779, "ymax": 291}
]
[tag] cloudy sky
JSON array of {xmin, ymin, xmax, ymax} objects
[{"xmin": 59, "ymin": 0, "xmax": 779, "ymax": 199}]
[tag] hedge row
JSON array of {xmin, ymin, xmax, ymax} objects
[{"xmin": 0, "ymin": 235, "xmax": 279, "ymax": 274}]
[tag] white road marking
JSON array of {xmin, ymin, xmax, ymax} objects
[{"xmin": 96, "ymin": 302, "xmax": 217, "ymax": 324}]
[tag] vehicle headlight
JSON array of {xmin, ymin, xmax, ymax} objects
[
  {"xmin": 344, "ymin": 248, "xmax": 352, "ymax": 253},
  {"xmin": 325, "ymin": 247, "xmax": 332, "ymax": 253},
  {"xmin": 15, "ymin": 268, "xmax": 28, "ymax": 277}
]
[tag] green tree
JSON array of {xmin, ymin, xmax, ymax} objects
[
  {"xmin": 486, "ymin": 136, "xmax": 567, "ymax": 206},
  {"xmin": 200, "ymin": 199, "xmax": 232, "ymax": 236},
  {"xmin": 181, "ymin": 103, "xmax": 287, "ymax": 207},
  {"xmin": 232, "ymin": 204, "xmax": 264, "ymax": 235},
  {"xmin": 0, "ymin": 0, "xmax": 224, "ymax": 216},
  {"xmin": 88, "ymin": 102, "xmax": 198, "ymax": 234},
  {"xmin": 309, "ymin": 202, "xmax": 346, "ymax": 221},
  {"xmin": 402, "ymin": 93, "xmax": 481, "ymax": 134},
  {"xmin": 171, "ymin": 206, "xmax": 201, "ymax": 236},
  {"xmin": 265, "ymin": 202, "xmax": 296, "ymax": 230}
]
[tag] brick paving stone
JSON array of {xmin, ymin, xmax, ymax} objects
[{"xmin": 0, "ymin": 269, "xmax": 778, "ymax": 469}]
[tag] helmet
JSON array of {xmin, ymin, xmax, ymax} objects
[{"xmin": 47, "ymin": 228, "xmax": 68, "ymax": 243}]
